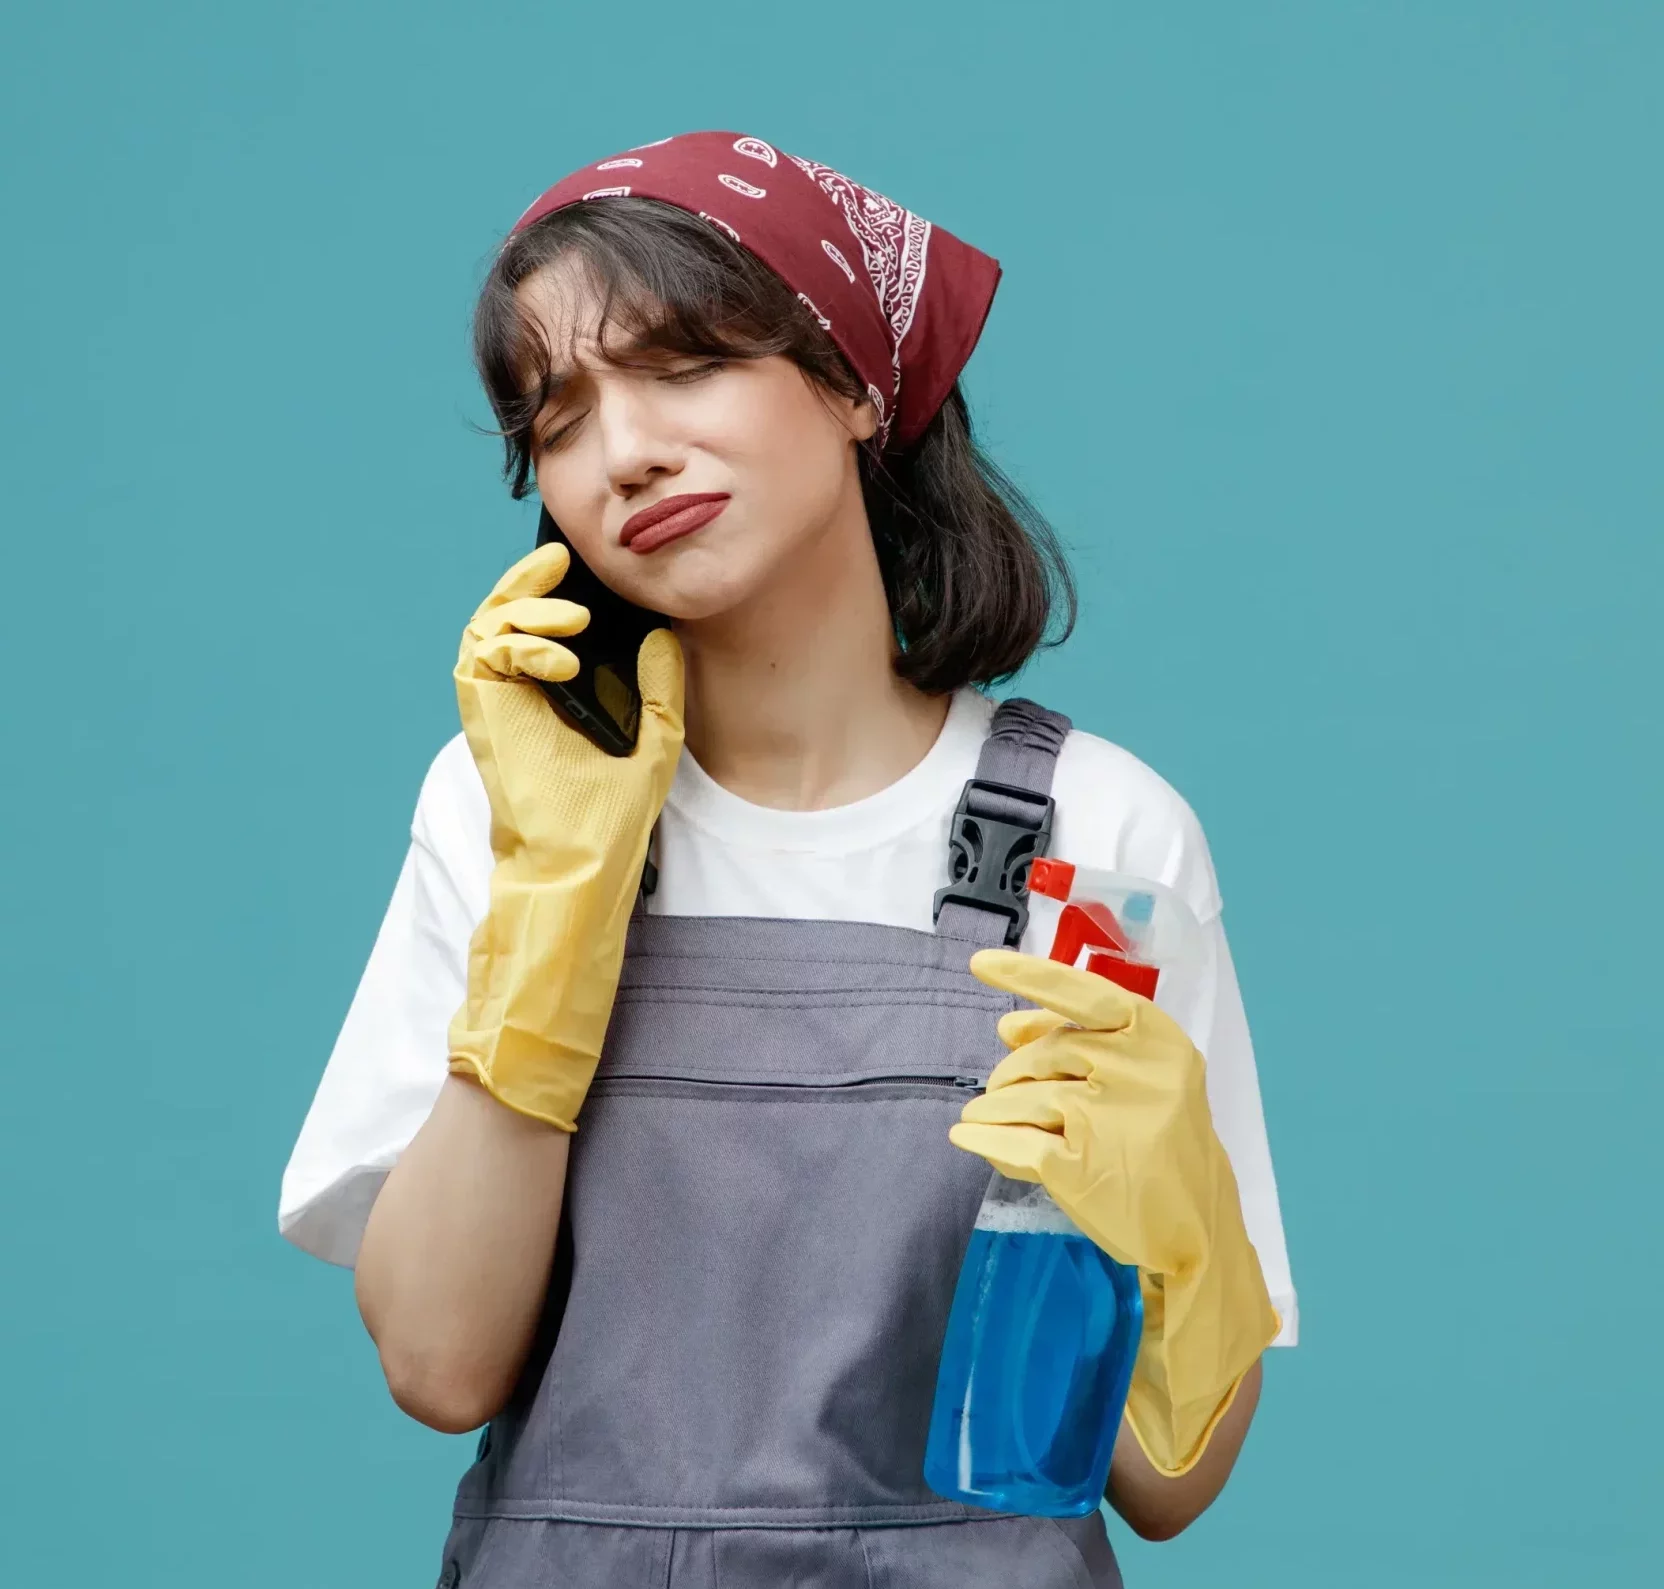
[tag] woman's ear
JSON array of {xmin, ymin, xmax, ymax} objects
[
  {"xmin": 844, "ymin": 392, "xmax": 879, "ymax": 444},
  {"xmin": 806, "ymin": 369, "xmax": 881, "ymax": 443}
]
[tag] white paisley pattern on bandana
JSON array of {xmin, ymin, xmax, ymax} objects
[
  {"xmin": 821, "ymin": 239, "xmax": 856, "ymax": 282},
  {"xmin": 732, "ymin": 136, "xmax": 778, "ymax": 168},
  {"xmin": 787, "ymin": 154, "xmax": 932, "ymax": 430},
  {"xmin": 698, "ymin": 211, "xmax": 741, "ymax": 243}
]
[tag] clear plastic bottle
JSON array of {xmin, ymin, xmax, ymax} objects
[{"xmin": 923, "ymin": 860, "xmax": 1204, "ymax": 1517}]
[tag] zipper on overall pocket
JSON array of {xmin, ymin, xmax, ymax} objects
[{"xmin": 588, "ymin": 1071, "xmax": 986, "ymax": 1094}]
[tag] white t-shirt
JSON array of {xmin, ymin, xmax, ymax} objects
[{"xmin": 279, "ymin": 688, "xmax": 1299, "ymax": 1344}]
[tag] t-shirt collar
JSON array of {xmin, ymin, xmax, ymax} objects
[{"xmin": 664, "ymin": 688, "xmax": 993, "ymax": 855}]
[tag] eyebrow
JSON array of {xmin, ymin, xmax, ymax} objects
[{"xmin": 531, "ymin": 330, "xmax": 680, "ymax": 415}]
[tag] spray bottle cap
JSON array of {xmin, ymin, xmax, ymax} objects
[{"xmin": 1027, "ymin": 857, "xmax": 1076, "ymax": 901}]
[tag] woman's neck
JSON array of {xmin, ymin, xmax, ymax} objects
[{"xmin": 675, "ymin": 510, "xmax": 950, "ymax": 813}]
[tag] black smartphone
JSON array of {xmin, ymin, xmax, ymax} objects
[{"xmin": 532, "ymin": 506, "xmax": 668, "ymax": 756}]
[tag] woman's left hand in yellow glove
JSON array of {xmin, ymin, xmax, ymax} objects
[{"xmin": 948, "ymin": 948, "xmax": 1280, "ymax": 1477}]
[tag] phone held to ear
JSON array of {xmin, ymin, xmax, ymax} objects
[{"xmin": 533, "ymin": 507, "xmax": 669, "ymax": 756}]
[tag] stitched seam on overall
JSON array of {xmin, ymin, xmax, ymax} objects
[
  {"xmin": 611, "ymin": 989, "xmax": 1004, "ymax": 1010},
  {"xmin": 550, "ymin": 1323, "xmax": 562, "ymax": 1516},
  {"xmin": 618, "ymin": 962, "xmax": 989, "ymax": 982},
  {"xmin": 1034, "ymin": 1519, "xmax": 1099, "ymax": 1589},
  {"xmin": 619, "ymin": 945, "xmax": 971, "ymax": 970},
  {"xmin": 856, "ymin": 1527, "xmax": 878, "ymax": 1589},
  {"xmin": 452, "ymin": 1499, "xmax": 988, "ymax": 1520}
]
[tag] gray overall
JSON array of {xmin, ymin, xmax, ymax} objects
[{"xmin": 436, "ymin": 701, "xmax": 1124, "ymax": 1588}]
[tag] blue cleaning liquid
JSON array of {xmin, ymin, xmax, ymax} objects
[{"xmin": 924, "ymin": 1205, "xmax": 1143, "ymax": 1517}]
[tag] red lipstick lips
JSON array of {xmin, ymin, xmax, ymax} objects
[{"xmin": 620, "ymin": 492, "xmax": 731, "ymax": 554}]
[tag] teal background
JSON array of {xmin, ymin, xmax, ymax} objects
[{"xmin": 2, "ymin": 2, "xmax": 1658, "ymax": 1583}]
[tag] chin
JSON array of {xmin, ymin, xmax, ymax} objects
[
  {"xmin": 612, "ymin": 542, "xmax": 779, "ymax": 622},
  {"xmin": 640, "ymin": 571, "xmax": 768, "ymax": 622}
]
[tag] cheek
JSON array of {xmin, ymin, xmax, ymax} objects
[
  {"xmin": 720, "ymin": 383, "xmax": 852, "ymax": 530},
  {"xmin": 535, "ymin": 458, "xmax": 606, "ymax": 561}
]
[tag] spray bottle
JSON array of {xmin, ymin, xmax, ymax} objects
[{"xmin": 922, "ymin": 859, "xmax": 1205, "ymax": 1517}]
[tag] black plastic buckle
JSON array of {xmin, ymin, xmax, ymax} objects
[{"xmin": 932, "ymin": 778, "xmax": 1055, "ymax": 947}]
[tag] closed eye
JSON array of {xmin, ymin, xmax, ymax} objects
[
  {"xmin": 536, "ymin": 413, "xmax": 583, "ymax": 453},
  {"xmin": 660, "ymin": 358, "xmax": 728, "ymax": 385},
  {"xmin": 534, "ymin": 358, "xmax": 726, "ymax": 450}
]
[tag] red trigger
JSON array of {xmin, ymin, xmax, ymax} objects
[
  {"xmin": 1048, "ymin": 901, "xmax": 1132, "ymax": 966},
  {"xmin": 1048, "ymin": 903, "xmax": 1161, "ymax": 999}
]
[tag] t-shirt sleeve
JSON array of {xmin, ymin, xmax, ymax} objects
[
  {"xmin": 1191, "ymin": 913, "xmax": 1299, "ymax": 1344},
  {"xmin": 1048, "ymin": 730, "xmax": 1298, "ymax": 1343},
  {"xmin": 277, "ymin": 736, "xmax": 490, "ymax": 1268}
]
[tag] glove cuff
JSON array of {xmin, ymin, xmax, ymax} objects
[
  {"xmin": 1124, "ymin": 1205, "xmax": 1281, "ymax": 1475},
  {"xmin": 446, "ymin": 864, "xmax": 641, "ymax": 1132},
  {"xmin": 447, "ymin": 1031, "xmax": 590, "ymax": 1135}
]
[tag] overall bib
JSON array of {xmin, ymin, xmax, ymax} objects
[{"xmin": 436, "ymin": 701, "xmax": 1124, "ymax": 1589}]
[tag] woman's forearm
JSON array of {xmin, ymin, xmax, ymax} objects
[
  {"xmin": 355, "ymin": 1075, "xmax": 570, "ymax": 1433},
  {"xmin": 1106, "ymin": 1356, "xmax": 1264, "ymax": 1541}
]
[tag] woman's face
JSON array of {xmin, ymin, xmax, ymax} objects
[{"xmin": 518, "ymin": 263, "xmax": 878, "ymax": 620}]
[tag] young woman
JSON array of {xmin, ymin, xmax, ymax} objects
[{"xmin": 280, "ymin": 131, "xmax": 1297, "ymax": 1588}]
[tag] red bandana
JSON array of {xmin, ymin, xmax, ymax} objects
[{"xmin": 510, "ymin": 131, "xmax": 1001, "ymax": 450}]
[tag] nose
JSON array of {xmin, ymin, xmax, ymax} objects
[{"xmin": 593, "ymin": 376, "xmax": 685, "ymax": 499}]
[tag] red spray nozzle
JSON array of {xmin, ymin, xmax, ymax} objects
[{"xmin": 1041, "ymin": 880, "xmax": 1162, "ymax": 1000}]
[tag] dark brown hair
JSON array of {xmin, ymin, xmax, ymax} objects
[{"xmin": 474, "ymin": 197, "xmax": 1075, "ymax": 692}]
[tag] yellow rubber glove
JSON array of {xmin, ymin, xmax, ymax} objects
[
  {"xmin": 949, "ymin": 949, "xmax": 1280, "ymax": 1477},
  {"xmin": 446, "ymin": 543, "xmax": 684, "ymax": 1131}
]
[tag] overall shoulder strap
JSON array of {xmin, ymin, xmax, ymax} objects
[{"xmin": 934, "ymin": 697, "xmax": 1073, "ymax": 948}]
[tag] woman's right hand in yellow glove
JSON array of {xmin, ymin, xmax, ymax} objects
[{"xmin": 447, "ymin": 542, "xmax": 684, "ymax": 1132}]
